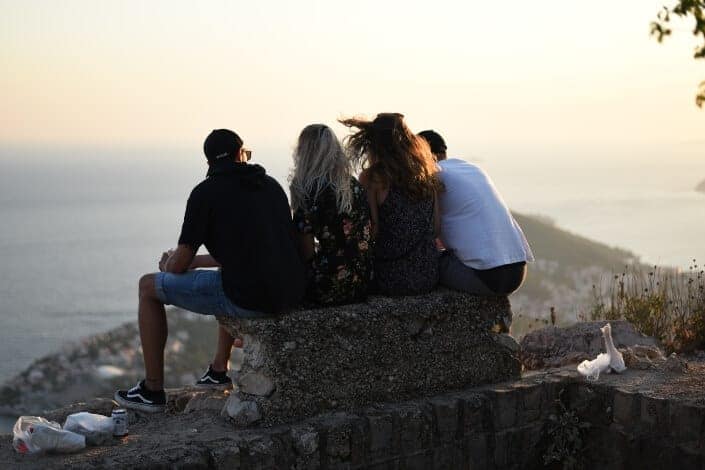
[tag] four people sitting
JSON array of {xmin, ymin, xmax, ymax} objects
[{"xmin": 115, "ymin": 115, "xmax": 534, "ymax": 412}]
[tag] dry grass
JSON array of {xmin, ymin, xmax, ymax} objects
[{"xmin": 590, "ymin": 261, "xmax": 705, "ymax": 353}]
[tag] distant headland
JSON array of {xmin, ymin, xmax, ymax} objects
[{"xmin": 697, "ymin": 179, "xmax": 705, "ymax": 193}]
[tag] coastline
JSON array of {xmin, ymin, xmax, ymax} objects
[{"xmin": 0, "ymin": 308, "xmax": 235, "ymax": 434}]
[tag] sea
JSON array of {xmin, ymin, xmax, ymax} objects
[{"xmin": 0, "ymin": 143, "xmax": 703, "ymax": 431}]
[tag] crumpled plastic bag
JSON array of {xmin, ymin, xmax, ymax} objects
[
  {"xmin": 63, "ymin": 412, "xmax": 114, "ymax": 446},
  {"xmin": 12, "ymin": 416, "xmax": 85, "ymax": 454}
]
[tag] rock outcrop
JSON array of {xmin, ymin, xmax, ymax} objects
[
  {"xmin": 218, "ymin": 289, "xmax": 520, "ymax": 426},
  {"xmin": 519, "ymin": 320, "xmax": 660, "ymax": 370}
]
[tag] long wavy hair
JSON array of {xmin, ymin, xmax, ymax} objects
[
  {"xmin": 339, "ymin": 113, "xmax": 442, "ymax": 201},
  {"xmin": 289, "ymin": 124, "xmax": 353, "ymax": 214}
]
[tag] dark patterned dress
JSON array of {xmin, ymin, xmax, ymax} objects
[
  {"xmin": 374, "ymin": 187, "xmax": 439, "ymax": 295},
  {"xmin": 293, "ymin": 178, "xmax": 373, "ymax": 305}
]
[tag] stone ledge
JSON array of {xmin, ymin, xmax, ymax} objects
[
  {"xmin": 217, "ymin": 289, "xmax": 520, "ymax": 426},
  {"xmin": 4, "ymin": 363, "xmax": 704, "ymax": 469}
]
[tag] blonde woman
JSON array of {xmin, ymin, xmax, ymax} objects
[{"xmin": 290, "ymin": 124, "xmax": 373, "ymax": 305}]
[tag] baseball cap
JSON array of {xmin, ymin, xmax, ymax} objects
[{"xmin": 203, "ymin": 129, "xmax": 243, "ymax": 161}]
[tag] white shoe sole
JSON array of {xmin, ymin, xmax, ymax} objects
[{"xmin": 114, "ymin": 391, "xmax": 165, "ymax": 413}]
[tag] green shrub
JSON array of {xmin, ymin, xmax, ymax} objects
[{"xmin": 590, "ymin": 262, "xmax": 705, "ymax": 353}]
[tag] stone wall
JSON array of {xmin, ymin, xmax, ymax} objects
[
  {"xmin": 6, "ymin": 365, "xmax": 704, "ymax": 469},
  {"xmin": 218, "ymin": 290, "xmax": 519, "ymax": 426}
]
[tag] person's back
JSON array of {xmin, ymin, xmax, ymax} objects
[
  {"xmin": 375, "ymin": 186, "xmax": 438, "ymax": 295},
  {"xmin": 418, "ymin": 130, "xmax": 532, "ymax": 298},
  {"xmin": 188, "ymin": 159, "xmax": 305, "ymax": 313},
  {"xmin": 438, "ymin": 158, "xmax": 532, "ymax": 270}
]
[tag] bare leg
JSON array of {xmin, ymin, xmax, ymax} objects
[
  {"xmin": 211, "ymin": 325, "xmax": 235, "ymax": 372},
  {"xmin": 138, "ymin": 273, "xmax": 167, "ymax": 391}
]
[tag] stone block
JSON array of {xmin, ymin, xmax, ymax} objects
[
  {"xmin": 639, "ymin": 395, "xmax": 669, "ymax": 433},
  {"xmin": 487, "ymin": 388, "xmax": 518, "ymax": 430},
  {"xmin": 464, "ymin": 433, "xmax": 489, "ymax": 469},
  {"xmin": 513, "ymin": 383, "xmax": 543, "ymax": 424},
  {"xmin": 456, "ymin": 391, "xmax": 488, "ymax": 434},
  {"xmin": 239, "ymin": 435, "xmax": 276, "ymax": 469},
  {"xmin": 367, "ymin": 411, "xmax": 396, "ymax": 457},
  {"xmin": 325, "ymin": 421, "xmax": 352, "ymax": 463},
  {"xmin": 669, "ymin": 403, "xmax": 705, "ymax": 442},
  {"xmin": 432, "ymin": 444, "xmax": 463, "ymax": 469},
  {"xmin": 210, "ymin": 445, "xmax": 241, "ymax": 469},
  {"xmin": 222, "ymin": 395, "xmax": 261, "ymax": 427},
  {"xmin": 360, "ymin": 459, "xmax": 399, "ymax": 470},
  {"xmin": 492, "ymin": 429, "xmax": 516, "ymax": 468},
  {"xmin": 613, "ymin": 389, "xmax": 639, "ymax": 426},
  {"xmin": 402, "ymin": 451, "xmax": 432, "ymax": 470},
  {"xmin": 430, "ymin": 396, "xmax": 460, "ymax": 443},
  {"xmin": 395, "ymin": 403, "xmax": 433, "ymax": 454},
  {"xmin": 291, "ymin": 426, "xmax": 319, "ymax": 456},
  {"xmin": 218, "ymin": 290, "xmax": 519, "ymax": 425},
  {"xmin": 184, "ymin": 391, "xmax": 228, "ymax": 413},
  {"xmin": 238, "ymin": 372, "xmax": 275, "ymax": 397},
  {"xmin": 366, "ymin": 461, "xmax": 399, "ymax": 470}
]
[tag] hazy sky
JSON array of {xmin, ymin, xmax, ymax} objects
[{"xmin": 1, "ymin": 0, "xmax": 703, "ymax": 161}]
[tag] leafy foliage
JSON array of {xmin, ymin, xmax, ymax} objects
[
  {"xmin": 651, "ymin": 1, "xmax": 705, "ymax": 106},
  {"xmin": 543, "ymin": 388, "xmax": 591, "ymax": 470},
  {"xmin": 591, "ymin": 262, "xmax": 705, "ymax": 353}
]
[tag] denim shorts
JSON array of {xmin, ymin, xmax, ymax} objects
[{"xmin": 154, "ymin": 270, "xmax": 265, "ymax": 319}]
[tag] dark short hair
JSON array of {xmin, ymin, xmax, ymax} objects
[
  {"xmin": 203, "ymin": 129, "xmax": 243, "ymax": 162},
  {"xmin": 418, "ymin": 130, "xmax": 447, "ymax": 155}
]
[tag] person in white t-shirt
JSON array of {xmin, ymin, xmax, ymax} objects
[{"xmin": 418, "ymin": 130, "xmax": 534, "ymax": 296}]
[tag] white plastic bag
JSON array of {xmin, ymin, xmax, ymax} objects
[
  {"xmin": 63, "ymin": 412, "xmax": 114, "ymax": 446},
  {"xmin": 12, "ymin": 416, "xmax": 85, "ymax": 454}
]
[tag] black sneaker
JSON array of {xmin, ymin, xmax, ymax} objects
[
  {"xmin": 114, "ymin": 380, "xmax": 166, "ymax": 413},
  {"xmin": 195, "ymin": 365, "xmax": 233, "ymax": 390}
]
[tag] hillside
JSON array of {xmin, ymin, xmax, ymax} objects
[{"xmin": 510, "ymin": 212, "xmax": 638, "ymax": 333}]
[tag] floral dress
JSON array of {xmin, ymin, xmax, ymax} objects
[{"xmin": 293, "ymin": 178, "xmax": 373, "ymax": 305}]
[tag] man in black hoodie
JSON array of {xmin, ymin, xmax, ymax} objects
[{"xmin": 115, "ymin": 129, "xmax": 305, "ymax": 412}]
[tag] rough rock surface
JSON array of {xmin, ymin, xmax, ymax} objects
[
  {"xmin": 3, "ymin": 362, "xmax": 705, "ymax": 469},
  {"xmin": 219, "ymin": 289, "xmax": 520, "ymax": 425},
  {"xmin": 520, "ymin": 320, "xmax": 660, "ymax": 370}
]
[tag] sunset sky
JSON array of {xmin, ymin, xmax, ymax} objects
[{"xmin": 1, "ymin": 0, "xmax": 703, "ymax": 162}]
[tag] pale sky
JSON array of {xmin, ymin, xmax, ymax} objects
[{"xmin": 1, "ymin": 0, "xmax": 703, "ymax": 162}]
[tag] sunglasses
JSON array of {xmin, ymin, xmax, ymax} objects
[{"xmin": 241, "ymin": 148, "xmax": 252, "ymax": 161}]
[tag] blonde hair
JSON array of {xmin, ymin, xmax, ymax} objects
[{"xmin": 289, "ymin": 124, "xmax": 353, "ymax": 214}]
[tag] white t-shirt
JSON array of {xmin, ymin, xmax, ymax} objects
[{"xmin": 438, "ymin": 158, "xmax": 534, "ymax": 269}]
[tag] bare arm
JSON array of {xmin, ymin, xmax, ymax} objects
[
  {"xmin": 161, "ymin": 244, "xmax": 197, "ymax": 274},
  {"xmin": 189, "ymin": 254, "xmax": 221, "ymax": 269},
  {"xmin": 359, "ymin": 169, "xmax": 379, "ymax": 238}
]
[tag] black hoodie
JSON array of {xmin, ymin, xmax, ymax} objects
[{"xmin": 178, "ymin": 159, "xmax": 305, "ymax": 314}]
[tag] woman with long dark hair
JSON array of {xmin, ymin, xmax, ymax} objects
[{"xmin": 340, "ymin": 113, "xmax": 442, "ymax": 295}]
